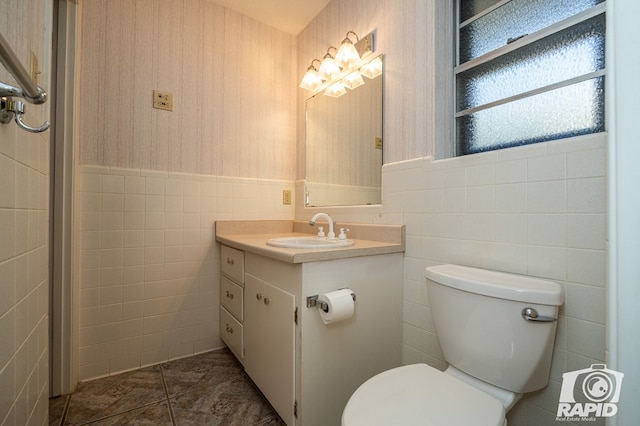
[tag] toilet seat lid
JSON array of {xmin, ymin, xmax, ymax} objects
[{"xmin": 342, "ymin": 364, "xmax": 505, "ymax": 426}]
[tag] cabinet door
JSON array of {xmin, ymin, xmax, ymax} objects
[{"xmin": 244, "ymin": 273, "xmax": 296, "ymax": 425}]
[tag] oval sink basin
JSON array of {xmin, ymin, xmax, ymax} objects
[{"xmin": 266, "ymin": 236, "xmax": 354, "ymax": 249}]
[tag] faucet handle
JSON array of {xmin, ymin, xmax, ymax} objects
[
  {"xmin": 317, "ymin": 226, "xmax": 325, "ymax": 238},
  {"xmin": 338, "ymin": 228, "xmax": 350, "ymax": 240}
]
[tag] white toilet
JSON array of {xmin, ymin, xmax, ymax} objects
[{"xmin": 342, "ymin": 264, "xmax": 563, "ymax": 426}]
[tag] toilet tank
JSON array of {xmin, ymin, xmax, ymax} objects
[{"xmin": 425, "ymin": 264, "xmax": 563, "ymax": 394}]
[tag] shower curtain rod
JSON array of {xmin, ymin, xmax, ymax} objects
[{"xmin": 0, "ymin": 30, "xmax": 47, "ymax": 105}]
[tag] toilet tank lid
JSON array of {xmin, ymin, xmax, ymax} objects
[{"xmin": 425, "ymin": 264, "xmax": 563, "ymax": 306}]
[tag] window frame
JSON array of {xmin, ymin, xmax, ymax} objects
[{"xmin": 454, "ymin": 0, "xmax": 607, "ymax": 156}]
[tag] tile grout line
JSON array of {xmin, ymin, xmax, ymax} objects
[
  {"xmin": 73, "ymin": 400, "xmax": 170, "ymax": 426},
  {"xmin": 160, "ymin": 364, "xmax": 177, "ymax": 426}
]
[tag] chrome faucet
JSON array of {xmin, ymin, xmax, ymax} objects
[{"xmin": 309, "ymin": 212, "xmax": 336, "ymax": 240}]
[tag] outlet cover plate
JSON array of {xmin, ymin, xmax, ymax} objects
[
  {"xmin": 283, "ymin": 190, "xmax": 292, "ymax": 205},
  {"xmin": 153, "ymin": 90, "xmax": 173, "ymax": 111}
]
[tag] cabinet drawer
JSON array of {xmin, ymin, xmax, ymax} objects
[
  {"xmin": 221, "ymin": 245, "xmax": 244, "ymax": 284},
  {"xmin": 221, "ymin": 275, "xmax": 243, "ymax": 321},
  {"xmin": 221, "ymin": 307, "xmax": 244, "ymax": 361}
]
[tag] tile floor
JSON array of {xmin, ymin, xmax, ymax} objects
[{"xmin": 49, "ymin": 348, "xmax": 286, "ymax": 425}]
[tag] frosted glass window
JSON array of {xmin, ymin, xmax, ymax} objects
[
  {"xmin": 456, "ymin": 77, "xmax": 605, "ymax": 155},
  {"xmin": 457, "ymin": 14, "xmax": 605, "ymax": 111},
  {"xmin": 460, "ymin": 0, "xmax": 502, "ymax": 23},
  {"xmin": 460, "ymin": 0, "xmax": 604, "ymax": 64},
  {"xmin": 455, "ymin": 1, "xmax": 606, "ymax": 156}
]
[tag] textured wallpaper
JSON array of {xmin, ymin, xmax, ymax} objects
[{"xmin": 79, "ymin": 0, "xmax": 297, "ymax": 179}]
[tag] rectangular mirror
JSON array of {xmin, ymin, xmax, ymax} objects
[{"xmin": 305, "ymin": 54, "xmax": 383, "ymax": 207}]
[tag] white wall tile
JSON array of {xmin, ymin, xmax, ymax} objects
[
  {"xmin": 565, "ymin": 283, "xmax": 605, "ymax": 324},
  {"xmin": 124, "ymin": 213, "xmax": 145, "ymax": 231},
  {"xmin": 494, "ymin": 214, "xmax": 527, "ymax": 244},
  {"xmin": 528, "ymin": 154, "xmax": 566, "ymax": 182},
  {"xmin": 0, "ymin": 309, "xmax": 15, "ymax": 369},
  {"xmin": 567, "ymin": 249, "xmax": 606, "ymax": 287},
  {"xmin": 145, "ymin": 178, "xmax": 166, "ymax": 195},
  {"xmin": 466, "ymin": 186, "xmax": 494, "ymax": 213},
  {"xmin": 145, "ymin": 195, "xmax": 165, "ymax": 212},
  {"xmin": 566, "ymin": 318, "xmax": 605, "ymax": 361},
  {"xmin": 494, "ymin": 159, "xmax": 527, "ymax": 184},
  {"xmin": 567, "ymin": 148, "xmax": 605, "ymax": 178},
  {"xmin": 124, "ymin": 176, "xmax": 145, "ymax": 194},
  {"xmin": 527, "ymin": 181, "xmax": 566, "ymax": 213},
  {"xmin": 527, "ymin": 246, "xmax": 566, "ymax": 281},
  {"xmin": 101, "ymin": 212, "xmax": 124, "ymax": 231},
  {"xmin": 527, "ymin": 214, "xmax": 567, "ymax": 247},
  {"xmin": 466, "ymin": 163, "xmax": 494, "ymax": 186},
  {"xmin": 78, "ymin": 165, "xmax": 296, "ymax": 379},
  {"xmin": 567, "ymin": 214, "xmax": 605, "ymax": 250},
  {"xmin": 379, "ymin": 138, "xmax": 606, "ymax": 426},
  {"xmin": 101, "ymin": 231, "xmax": 123, "ymax": 249},
  {"xmin": 124, "ymin": 194, "xmax": 145, "ymax": 212},
  {"xmin": 567, "ymin": 177, "xmax": 606, "ymax": 213},
  {"xmin": 495, "ymin": 183, "xmax": 527, "ymax": 213},
  {"xmin": 102, "ymin": 175, "xmax": 124, "ymax": 193}
]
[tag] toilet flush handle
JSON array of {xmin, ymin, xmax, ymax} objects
[{"xmin": 521, "ymin": 307, "xmax": 557, "ymax": 322}]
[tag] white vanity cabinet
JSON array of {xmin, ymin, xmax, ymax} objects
[
  {"xmin": 219, "ymin": 245, "xmax": 245, "ymax": 362},
  {"xmin": 217, "ymin": 219, "xmax": 404, "ymax": 426},
  {"xmin": 241, "ymin": 251, "xmax": 403, "ymax": 426}
]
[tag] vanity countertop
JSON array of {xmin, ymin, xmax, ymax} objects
[{"xmin": 215, "ymin": 220, "xmax": 405, "ymax": 264}]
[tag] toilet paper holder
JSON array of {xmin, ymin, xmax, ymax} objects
[{"xmin": 306, "ymin": 291, "xmax": 356, "ymax": 313}]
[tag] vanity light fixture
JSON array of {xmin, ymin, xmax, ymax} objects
[
  {"xmin": 299, "ymin": 30, "xmax": 377, "ymax": 97},
  {"xmin": 300, "ymin": 59, "xmax": 323, "ymax": 91}
]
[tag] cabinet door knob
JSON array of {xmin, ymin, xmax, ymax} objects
[
  {"xmin": 226, "ymin": 258, "xmax": 235, "ymax": 265},
  {"xmin": 226, "ymin": 290, "xmax": 234, "ymax": 300},
  {"xmin": 256, "ymin": 293, "xmax": 263, "ymax": 301},
  {"xmin": 225, "ymin": 324, "xmax": 233, "ymax": 334},
  {"xmin": 264, "ymin": 297, "xmax": 271, "ymax": 305}
]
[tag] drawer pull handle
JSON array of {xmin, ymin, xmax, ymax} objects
[
  {"xmin": 264, "ymin": 297, "xmax": 271, "ymax": 305},
  {"xmin": 256, "ymin": 293, "xmax": 263, "ymax": 301},
  {"xmin": 226, "ymin": 258, "xmax": 235, "ymax": 265},
  {"xmin": 225, "ymin": 324, "xmax": 234, "ymax": 334},
  {"xmin": 226, "ymin": 291, "xmax": 234, "ymax": 300}
]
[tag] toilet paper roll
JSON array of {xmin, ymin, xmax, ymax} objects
[{"xmin": 318, "ymin": 288, "xmax": 355, "ymax": 325}]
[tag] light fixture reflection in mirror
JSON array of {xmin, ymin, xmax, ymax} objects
[
  {"xmin": 325, "ymin": 82, "xmax": 347, "ymax": 98},
  {"xmin": 360, "ymin": 56, "xmax": 383, "ymax": 79},
  {"xmin": 343, "ymin": 71, "xmax": 364, "ymax": 90}
]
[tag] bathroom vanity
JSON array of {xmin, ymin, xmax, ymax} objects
[{"xmin": 216, "ymin": 220, "xmax": 404, "ymax": 426}]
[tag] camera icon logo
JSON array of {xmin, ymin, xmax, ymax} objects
[{"xmin": 557, "ymin": 364, "xmax": 624, "ymax": 420}]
